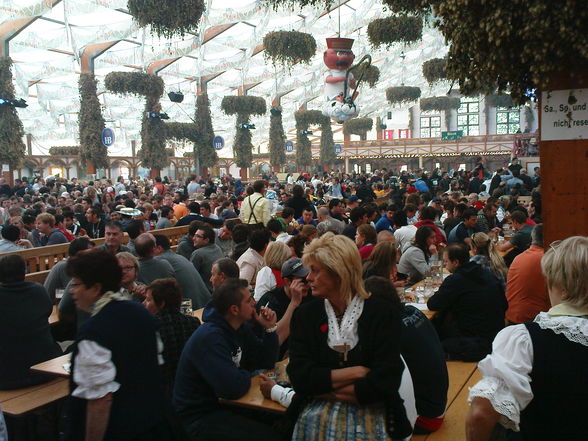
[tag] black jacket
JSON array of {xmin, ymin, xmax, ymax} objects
[{"xmin": 427, "ymin": 261, "xmax": 507, "ymax": 342}]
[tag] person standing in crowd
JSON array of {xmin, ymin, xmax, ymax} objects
[
  {"xmin": 505, "ymin": 224, "xmax": 550, "ymax": 325},
  {"xmin": 240, "ymin": 180, "xmax": 271, "ymax": 226},
  {"xmin": 288, "ymin": 233, "xmax": 413, "ymax": 441},
  {"xmin": 190, "ymin": 226, "xmax": 224, "ymax": 291},
  {"xmin": 143, "ymin": 278, "xmax": 200, "ymax": 395},
  {"xmin": 0, "ymin": 254, "xmax": 62, "ymax": 389},
  {"xmin": 467, "ymin": 236, "xmax": 588, "ymax": 441},
  {"xmin": 64, "ymin": 250, "xmax": 178, "ymax": 440},
  {"xmin": 173, "ymin": 278, "xmax": 282, "ymax": 441},
  {"xmin": 427, "ymin": 244, "xmax": 507, "ymax": 361}
]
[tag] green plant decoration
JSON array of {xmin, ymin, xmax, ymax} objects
[
  {"xmin": 139, "ymin": 96, "xmax": 168, "ymax": 170},
  {"xmin": 165, "ymin": 148, "xmax": 175, "ymax": 157},
  {"xmin": 485, "ymin": 93, "xmax": 514, "ymax": 108},
  {"xmin": 127, "ymin": 0, "xmax": 205, "ymax": 38},
  {"xmin": 263, "ymin": 31, "xmax": 316, "ymax": 69},
  {"xmin": 386, "ymin": 86, "xmax": 421, "ymax": 104},
  {"xmin": 78, "ymin": 74, "xmax": 108, "ymax": 170},
  {"xmin": 49, "ymin": 146, "xmax": 80, "ymax": 156},
  {"xmin": 104, "ymin": 72, "xmax": 164, "ymax": 98},
  {"xmin": 420, "ymin": 96, "xmax": 461, "ymax": 112},
  {"xmin": 0, "ymin": 57, "xmax": 26, "ymax": 169},
  {"xmin": 343, "ymin": 118, "xmax": 373, "ymax": 140},
  {"xmin": 194, "ymin": 92, "xmax": 218, "ymax": 168},
  {"xmin": 362, "ymin": 65, "xmax": 380, "ymax": 88},
  {"xmin": 422, "ymin": 58, "xmax": 447, "ymax": 84},
  {"xmin": 432, "ymin": 0, "xmax": 588, "ymax": 103},
  {"xmin": 269, "ymin": 108, "xmax": 286, "ymax": 169},
  {"xmin": 367, "ymin": 15, "xmax": 423, "ymax": 47},
  {"xmin": 294, "ymin": 110, "xmax": 336, "ymax": 167},
  {"xmin": 221, "ymin": 96, "xmax": 266, "ymax": 168},
  {"xmin": 382, "ymin": 0, "xmax": 431, "ymax": 15}
]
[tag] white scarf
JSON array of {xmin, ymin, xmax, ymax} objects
[{"xmin": 324, "ymin": 295, "xmax": 365, "ymax": 355}]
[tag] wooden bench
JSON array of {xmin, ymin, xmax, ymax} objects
[
  {"xmin": 0, "ymin": 378, "xmax": 69, "ymax": 417},
  {"xmin": 412, "ymin": 362, "xmax": 478, "ymax": 441}
]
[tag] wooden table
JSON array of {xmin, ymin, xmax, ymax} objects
[
  {"xmin": 0, "ymin": 378, "xmax": 69, "ymax": 417},
  {"xmin": 49, "ymin": 305, "xmax": 59, "ymax": 325},
  {"xmin": 222, "ymin": 375, "xmax": 286, "ymax": 414},
  {"xmin": 30, "ymin": 354, "xmax": 71, "ymax": 378}
]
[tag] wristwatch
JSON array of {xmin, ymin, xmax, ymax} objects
[{"xmin": 264, "ymin": 325, "xmax": 278, "ymax": 333}]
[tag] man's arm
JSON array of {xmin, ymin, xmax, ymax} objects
[
  {"xmin": 261, "ymin": 199, "xmax": 271, "ymax": 226},
  {"xmin": 85, "ymin": 393, "xmax": 112, "ymax": 441},
  {"xmin": 497, "ymin": 240, "xmax": 514, "ymax": 253}
]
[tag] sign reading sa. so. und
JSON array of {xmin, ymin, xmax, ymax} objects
[{"xmin": 541, "ymin": 89, "xmax": 588, "ymax": 141}]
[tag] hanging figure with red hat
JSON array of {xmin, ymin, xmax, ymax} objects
[{"xmin": 322, "ymin": 37, "xmax": 371, "ymax": 124}]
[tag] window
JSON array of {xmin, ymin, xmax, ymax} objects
[
  {"xmin": 365, "ymin": 164, "xmax": 372, "ymax": 174},
  {"xmin": 457, "ymin": 97, "xmax": 480, "ymax": 135},
  {"xmin": 398, "ymin": 129, "xmax": 410, "ymax": 139},
  {"xmin": 458, "ymin": 163, "xmax": 466, "ymax": 171},
  {"xmin": 435, "ymin": 162, "xmax": 440, "ymax": 169},
  {"xmin": 496, "ymin": 107, "xmax": 520, "ymax": 134},
  {"xmin": 387, "ymin": 111, "xmax": 392, "ymax": 120},
  {"xmin": 420, "ymin": 111, "xmax": 441, "ymax": 138},
  {"xmin": 353, "ymin": 163, "xmax": 361, "ymax": 174},
  {"xmin": 400, "ymin": 165, "xmax": 408, "ymax": 172}
]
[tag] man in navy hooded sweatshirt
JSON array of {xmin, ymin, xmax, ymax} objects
[{"xmin": 173, "ymin": 278, "xmax": 282, "ymax": 441}]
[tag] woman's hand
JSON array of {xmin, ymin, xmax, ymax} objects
[{"xmin": 429, "ymin": 244, "xmax": 438, "ymax": 255}]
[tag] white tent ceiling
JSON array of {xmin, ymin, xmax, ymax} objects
[{"xmin": 2, "ymin": 0, "xmax": 450, "ymax": 157}]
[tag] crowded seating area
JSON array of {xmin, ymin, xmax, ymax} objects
[
  {"xmin": 1, "ymin": 163, "xmax": 586, "ymax": 441},
  {"xmin": 1, "ymin": 1, "xmax": 586, "ymax": 440}
]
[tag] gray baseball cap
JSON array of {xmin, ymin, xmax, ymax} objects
[{"xmin": 281, "ymin": 257, "xmax": 310, "ymax": 279}]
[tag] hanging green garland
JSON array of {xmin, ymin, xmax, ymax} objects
[
  {"xmin": 386, "ymin": 86, "xmax": 422, "ymax": 104},
  {"xmin": 362, "ymin": 65, "xmax": 380, "ymax": 88},
  {"xmin": 78, "ymin": 74, "xmax": 108, "ymax": 170},
  {"xmin": 221, "ymin": 96, "xmax": 266, "ymax": 168},
  {"xmin": 382, "ymin": 0, "xmax": 431, "ymax": 16},
  {"xmin": 262, "ymin": 0, "xmax": 334, "ymax": 11},
  {"xmin": 49, "ymin": 146, "xmax": 80, "ymax": 156},
  {"xmin": 420, "ymin": 96, "xmax": 461, "ymax": 112},
  {"xmin": 367, "ymin": 15, "xmax": 423, "ymax": 47},
  {"xmin": 0, "ymin": 57, "xmax": 26, "ymax": 169},
  {"xmin": 127, "ymin": 0, "xmax": 205, "ymax": 38},
  {"xmin": 269, "ymin": 107, "xmax": 286, "ymax": 169},
  {"xmin": 422, "ymin": 58, "xmax": 447, "ymax": 84},
  {"xmin": 263, "ymin": 31, "xmax": 317, "ymax": 69},
  {"xmin": 343, "ymin": 118, "xmax": 373, "ymax": 140}
]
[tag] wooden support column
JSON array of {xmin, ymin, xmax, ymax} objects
[
  {"xmin": 376, "ymin": 117, "xmax": 383, "ymax": 140},
  {"xmin": 540, "ymin": 69, "xmax": 588, "ymax": 246}
]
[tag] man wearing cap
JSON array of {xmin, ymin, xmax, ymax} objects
[
  {"xmin": 96, "ymin": 221, "xmax": 130, "ymax": 254},
  {"xmin": 256, "ymin": 257, "xmax": 310, "ymax": 356}
]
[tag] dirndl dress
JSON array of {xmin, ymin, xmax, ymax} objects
[{"xmin": 292, "ymin": 399, "xmax": 391, "ymax": 441}]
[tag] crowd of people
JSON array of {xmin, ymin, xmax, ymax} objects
[{"xmin": 0, "ymin": 158, "xmax": 586, "ymax": 441}]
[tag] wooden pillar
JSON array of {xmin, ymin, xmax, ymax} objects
[
  {"xmin": 540, "ymin": 69, "xmax": 588, "ymax": 246},
  {"xmin": 376, "ymin": 117, "xmax": 383, "ymax": 140}
]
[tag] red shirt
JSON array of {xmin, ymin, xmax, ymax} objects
[
  {"xmin": 505, "ymin": 245, "xmax": 550, "ymax": 323},
  {"xmin": 359, "ymin": 244, "xmax": 375, "ymax": 260},
  {"xmin": 271, "ymin": 269, "xmax": 284, "ymax": 287},
  {"xmin": 414, "ymin": 219, "xmax": 446, "ymax": 247}
]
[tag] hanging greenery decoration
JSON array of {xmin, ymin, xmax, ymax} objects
[
  {"xmin": 382, "ymin": 0, "xmax": 431, "ymax": 16},
  {"xmin": 221, "ymin": 96, "xmax": 266, "ymax": 168},
  {"xmin": 420, "ymin": 96, "xmax": 461, "ymax": 112},
  {"xmin": 263, "ymin": 31, "xmax": 316, "ymax": 69},
  {"xmin": 386, "ymin": 86, "xmax": 421, "ymax": 104},
  {"xmin": 195, "ymin": 92, "xmax": 218, "ymax": 168},
  {"xmin": 294, "ymin": 110, "xmax": 336, "ymax": 167},
  {"xmin": 0, "ymin": 57, "xmax": 26, "ymax": 169},
  {"xmin": 485, "ymin": 93, "xmax": 514, "ymax": 108},
  {"xmin": 362, "ymin": 65, "xmax": 380, "ymax": 88},
  {"xmin": 78, "ymin": 74, "xmax": 108, "ymax": 170},
  {"xmin": 422, "ymin": 58, "xmax": 447, "ymax": 84},
  {"xmin": 269, "ymin": 107, "xmax": 286, "ymax": 169},
  {"xmin": 49, "ymin": 146, "xmax": 80, "ymax": 156},
  {"xmin": 104, "ymin": 72, "xmax": 164, "ymax": 98},
  {"xmin": 367, "ymin": 15, "xmax": 423, "ymax": 48},
  {"xmin": 127, "ymin": 0, "xmax": 205, "ymax": 38},
  {"xmin": 431, "ymin": 0, "xmax": 588, "ymax": 104},
  {"xmin": 343, "ymin": 118, "xmax": 373, "ymax": 140}
]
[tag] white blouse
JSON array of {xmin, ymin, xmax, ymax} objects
[
  {"xmin": 468, "ymin": 306, "xmax": 588, "ymax": 431},
  {"xmin": 254, "ymin": 266, "xmax": 277, "ymax": 301},
  {"xmin": 72, "ymin": 334, "xmax": 164, "ymax": 400}
]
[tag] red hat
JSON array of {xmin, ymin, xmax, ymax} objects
[{"xmin": 326, "ymin": 37, "xmax": 354, "ymax": 52}]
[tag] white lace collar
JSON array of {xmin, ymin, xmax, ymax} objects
[
  {"xmin": 324, "ymin": 295, "xmax": 365, "ymax": 355},
  {"xmin": 534, "ymin": 312, "xmax": 588, "ymax": 347}
]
